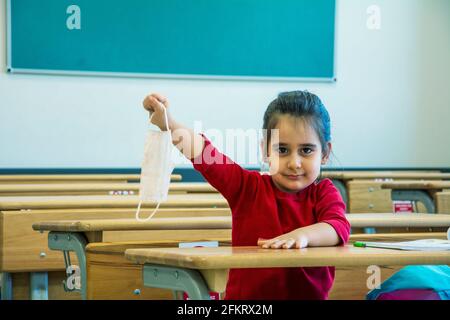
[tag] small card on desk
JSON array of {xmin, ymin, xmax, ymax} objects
[{"xmin": 178, "ymin": 241, "xmax": 220, "ymax": 248}]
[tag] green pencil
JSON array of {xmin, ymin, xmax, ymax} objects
[{"xmin": 353, "ymin": 241, "xmax": 367, "ymax": 248}]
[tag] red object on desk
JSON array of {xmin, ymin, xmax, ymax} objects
[
  {"xmin": 183, "ymin": 292, "xmax": 220, "ymax": 300},
  {"xmin": 393, "ymin": 201, "xmax": 414, "ymax": 213}
]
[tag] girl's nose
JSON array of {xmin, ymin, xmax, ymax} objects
[{"xmin": 288, "ymin": 156, "xmax": 302, "ymax": 170}]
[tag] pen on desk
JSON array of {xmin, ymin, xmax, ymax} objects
[{"xmin": 353, "ymin": 241, "xmax": 367, "ymax": 248}]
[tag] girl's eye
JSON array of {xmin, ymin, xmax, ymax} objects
[
  {"xmin": 277, "ymin": 147, "xmax": 288, "ymax": 154},
  {"xmin": 301, "ymin": 148, "xmax": 313, "ymax": 155}
]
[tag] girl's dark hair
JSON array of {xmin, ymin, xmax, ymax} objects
[{"xmin": 263, "ymin": 91, "xmax": 331, "ymax": 156}]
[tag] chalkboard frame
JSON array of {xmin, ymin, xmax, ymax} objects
[{"xmin": 6, "ymin": 0, "xmax": 338, "ymax": 82}]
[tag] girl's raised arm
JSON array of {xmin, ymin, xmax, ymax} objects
[
  {"xmin": 142, "ymin": 93, "xmax": 205, "ymax": 160},
  {"xmin": 142, "ymin": 92, "xmax": 256, "ymax": 207}
]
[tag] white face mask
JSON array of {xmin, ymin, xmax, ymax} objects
[{"xmin": 135, "ymin": 105, "xmax": 174, "ymax": 222}]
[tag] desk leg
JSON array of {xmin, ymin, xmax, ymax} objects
[
  {"xmin": 331, "ymin": 179, "xmax": 348, "ymax": 208},
  {"xmin": 48, "ymin": 232, "xmax": 88, "ymax": 300},
  {"xmin": 143, "ymin": 265, "xmax": 211, "ymax": 300},
  {"xmin": 30, "ymin": 272, "xmax": 48, "ymax": 300},
  {"xmin": 392, "ymin": 190, "xmax": 436, "ymax": 213},
  {"xmin": 1, "ymin": 272, "xmax": 12, "ymax": 300}
]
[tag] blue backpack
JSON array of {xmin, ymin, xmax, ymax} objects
[{"xmin": 367, "ymin": 265, "xmax": 450, "ymax": 300}]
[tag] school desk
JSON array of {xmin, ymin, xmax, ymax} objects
[
  {"xmin": 0, "ymin": 182, "xmax": 217, "ymax": 196},
  {"xmin": 26, "ymin": 217, "xmax": 230, "ymax": 301},
  {"xmin": 125, "ymin": 245, "xmax": 450, "ymax": 300},
  {"xmin": 86, "ymin": 232, "xmax": 448, "ymax": 300},
  {"xmin": 379, "ymin": 181, "xmax": 450, "ymax": 213},
  {"xmin": 0, "ymin": 207, "xmax": 231, "ymax": 300},
  {"xmin": 1, "ymin": 208, "xmax": 231, "ymax": 270},
  {"xmin": 380, "ymin": 181, "xmax": 450, "ymax": 190},
  {"xmin": 321, "ymin": 171, "xmax": 450, "ymax": 208},
  {"xmin": 348, "ymin": 180, "xmax": 450, "ymax": 214},
  {"xmin": 26, "ymin": 217, "xmax": 231, "ymax": 300},
  {"xmin": 0, "ymin": 193, "xmax": 227, "ymax": 211},
  {"xmin": 322, "ymin": 171, "xmax": 449, "ymax": 180},
  {"xmin": 0, "ymin": 174, "xmax": 181, "ymax": 184},
  {"xmin": 85, "ymin": 239, "xmax": 231, "ymax": 300},
  {"xmin": 436, "ymin": 192, "xmax": 450, "ymax": 214},
  {"xmin": 28, "ymin": 213, "xmax": 450, "ymax": 300},
  {"xmin": 0, "ymin": 194, "xmax": 227, "ymax": 301},
  {"xmin": 346, "ymin": 213, "xmax": 450, "ymax": 228}
]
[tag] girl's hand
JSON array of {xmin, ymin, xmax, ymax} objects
[
  {"xmin": 142, "ymin": 93, "xmax": 172, "ymax": 131},
  {"xmin": 257, "ymin": 231, "xmax": 309, "ymax": 249}
]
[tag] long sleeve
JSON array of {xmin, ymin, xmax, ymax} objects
[
  {"xmin": 314, "ymin": 179, "xmax": 351, "ymax": 244},
  {"xmin": 190, "ymin": 134, "xmax": 256, "ymax": 208}
]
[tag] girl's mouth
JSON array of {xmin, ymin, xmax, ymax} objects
[{"xmin": 284, "ymin": 174, "xmax": 303, "ymax": 180}]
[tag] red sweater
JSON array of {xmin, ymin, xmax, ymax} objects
[{"xmin": 191, "ymin": 137, "xmax": 351, "ymax": 300}]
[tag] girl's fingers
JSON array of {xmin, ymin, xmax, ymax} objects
[
  {"xmin": 151, "ymin": 93, "xmax": 169, "ymax": 108},
  {"xmin": 142, "ymin": 94, "xmax": 169, "ymax": 112},
  {"xmin": 148, "ymin": 96, "xmax": 163, "ymax": 112},
  {"xmin": 261, "ymin": 242, "xmax": 271, "ymax": 249},
  {"xmin": 261, "ymin": 239, "xmax": 278, "ymax": 248},
  {"xmin": 282, "ymin": 239, "xmax": 296, "ymax": 249},
  {"xmin": 270, "ymin": 239, "xmax": 287, "ymax": 249},
  {"xmin": 142, "ymin": 96, "xmax": 155, "ymax": 112},
  {"xmin": 259, "ymin": 237, "xmax": 298, "ymax": 249},
  {"xmin": 257, "ymin": 238, "xmax": 268, "ymax": 246},
  {"xmin": 295, "ymin": 238, "xmax": 308, "ymax": 249}
]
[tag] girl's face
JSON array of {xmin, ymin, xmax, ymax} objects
[{"xmin": 266, "ymin": 115, "xmax": 331, "ymax": 193}]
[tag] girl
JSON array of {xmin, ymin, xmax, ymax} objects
[{"xmin": 142, "ymin": 91, "xmax": 350, "ymax": 300}]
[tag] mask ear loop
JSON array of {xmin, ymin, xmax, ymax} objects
[
  {"xmin": 135, "ymin": 200, "xmax": 161, "ymax": 222},
  {"xmin": 135, "ymin": 104, "xmax": 171, "ymax": 222}
]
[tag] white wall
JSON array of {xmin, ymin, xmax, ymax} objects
[{"xmin": 0, "ymin": 0, "xmax": 449, "ymax": 169}]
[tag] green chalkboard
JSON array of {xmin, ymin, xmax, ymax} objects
[{"xmin": 7, "ymin": 0, "xmax": 336, "ymax": 80}]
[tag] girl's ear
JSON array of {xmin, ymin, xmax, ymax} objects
[{"xmin": 321, "ymin": 142, "xmax": 332, "ymax": 165}]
